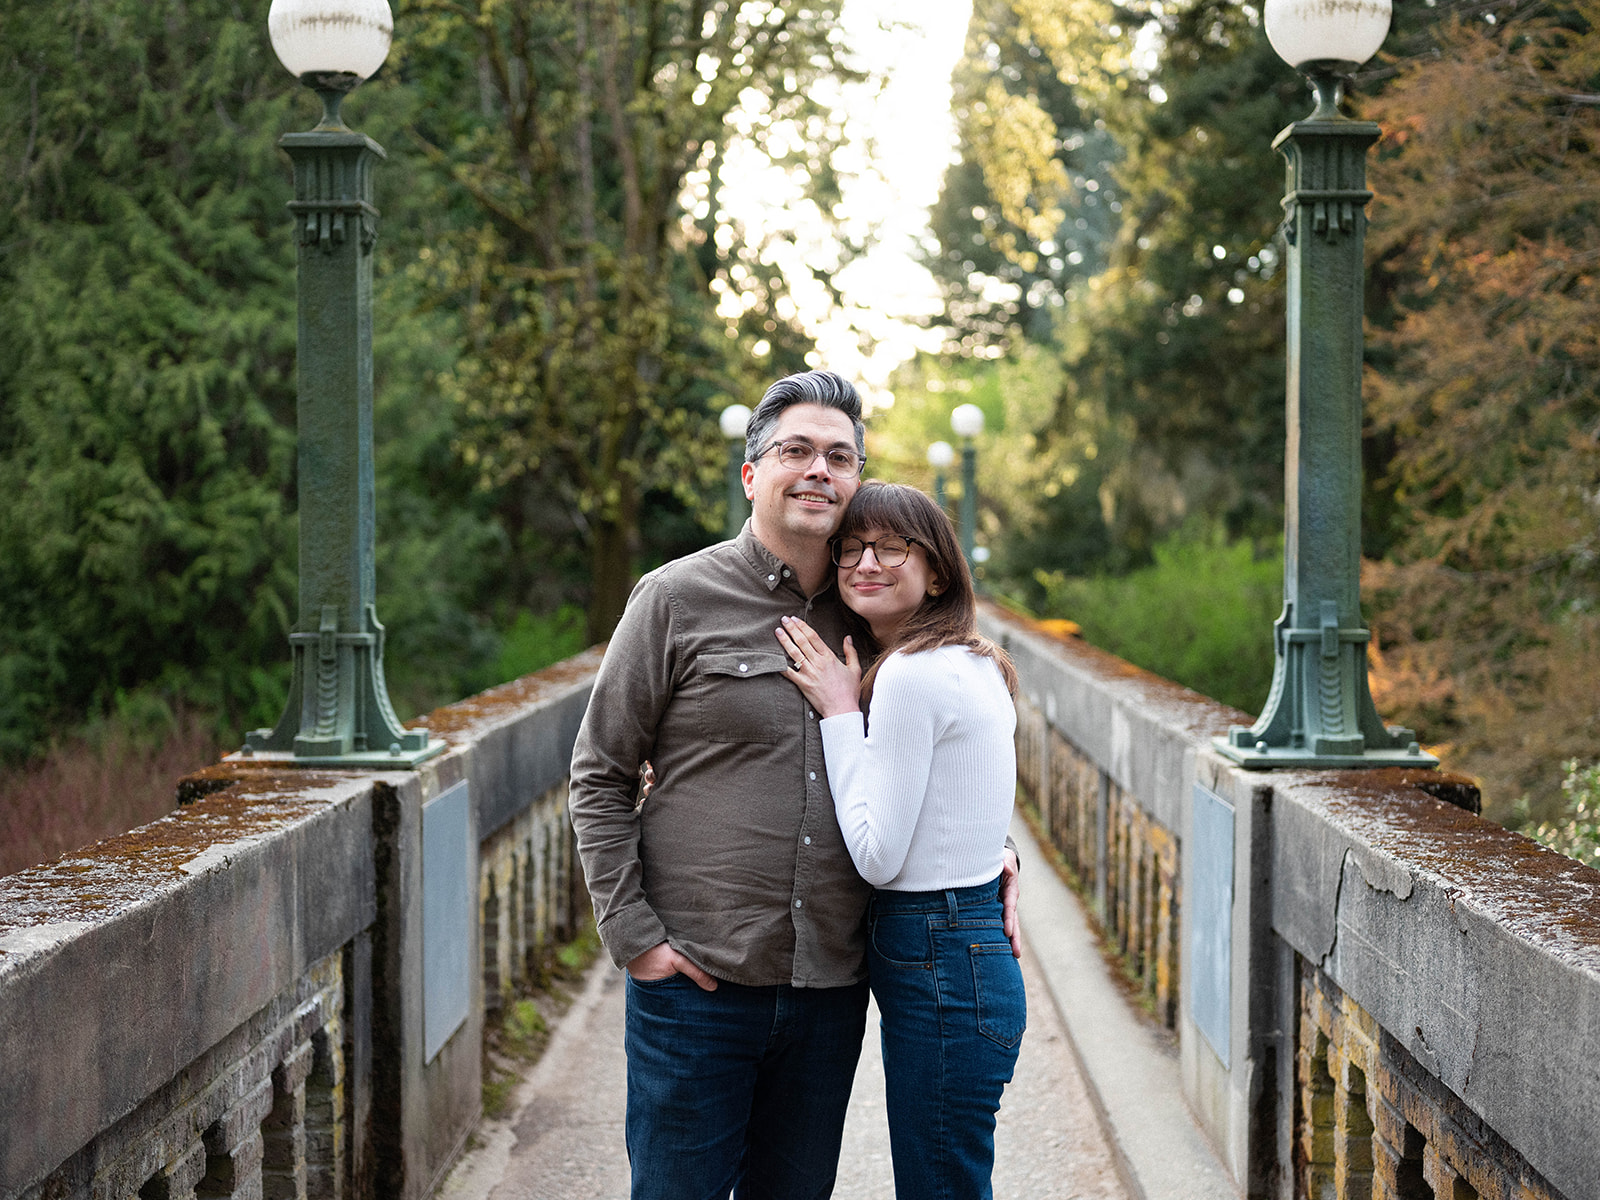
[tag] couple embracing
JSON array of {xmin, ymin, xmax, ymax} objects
[{"xmin": 569, "ymin": 369, "xmax": 1026, "ymax": 1200}]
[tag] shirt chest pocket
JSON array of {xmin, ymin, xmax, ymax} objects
[{"xmin": 694, "ymin": 651, "xmax": 791, "ymax": 744}]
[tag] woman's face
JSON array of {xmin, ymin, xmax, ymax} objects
[{"xmin": 836, "ymin": 525, "xmax": 941, "ymax": 642}]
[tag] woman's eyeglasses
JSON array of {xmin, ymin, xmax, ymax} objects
[{"xmin": 832, "ymin": 535, "xmax": 922, "ymax": 568}]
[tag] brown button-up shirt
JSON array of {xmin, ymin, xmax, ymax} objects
[{"xmin": 568, "ymin": 524, "xmax": 871, "ymax": 988}]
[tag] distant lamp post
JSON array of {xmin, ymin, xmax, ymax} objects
[
  {"xmin": 950, "ymin": 404, "xmax": 985, "ymax": 570},
  {"xmin": 720, "ymin": 403, "xmax": 753, "ymax": 539},
  {"xmin": 927, "ymin": 440, "xmax": 955, "ymax": 513},
  {"xmin": 1216, "ymin": 0, "xmax": 1434, "ymax": 769},
  {"xmin": 243, "ymin": 0, "xmax": 440, "ymax": 766}
]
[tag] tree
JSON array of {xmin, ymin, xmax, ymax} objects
[
  {"xmin": 0, "ymin": 0, "xmax": 513, "ymax": 757},
  {"xmin": 921, "ymin": 0, "xmax": 1307, "ymax": 591},
  {"xmin": 401, "ymin": 0, "xmax": 856, "ymax": 641},
  {"xmin": 925, "ymin": 0, "xmax": 1114, "ymax": 352},
  {"xmin": 0, "ymin": 0, "xmax": 302, "ymax": 756},
  {"xmin": 1361, "ymin": 3, "xmax": 1600, "ymax": 816}
]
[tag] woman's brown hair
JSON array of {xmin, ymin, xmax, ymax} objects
[{"xmin": 834, "ymin": 481, "xmax": 1017, "ymax": 708}]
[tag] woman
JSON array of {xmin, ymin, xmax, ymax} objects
[{"xmin": 775, "ymin": 480, "xmax": 1024, "ymax": 1200}]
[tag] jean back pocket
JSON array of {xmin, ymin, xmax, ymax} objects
[{"xmin": 970, "ymin": 942, "xmax": 1026, "ymax": 1048}]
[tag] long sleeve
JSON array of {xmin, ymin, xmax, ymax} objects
[
  {"xmin": 819, "ymin": 654, "xmax": 941, "ymax": 885},
  {"xmin": 568, "ymin": 572, "xmax": 675, "ymax": 968},
  {"xmin": 820, "ymin": 646, "xmax": 1016, "ymax": 891}
]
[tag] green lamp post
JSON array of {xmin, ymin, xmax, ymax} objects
[
  {"xmin": 951, "ymin": 404, "xmax": 985, "ymax": 571},
  {"xmin": 1217, "ymin": 0, "xmax": 1434, "ymax": 770},
  {"xmin": 243, "ymin": 0, "xmax": 441, "ymax": 767},
  {"xmin": 721, "ymin": 403, "xmax": 752, "ymax": 540},
  {"xmin": 927, "ymin": 440, "xmax": 954, "ymax": 515}
]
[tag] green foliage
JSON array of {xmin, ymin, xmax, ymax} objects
[
  {"xmin": 0, "ymin": 0, "xmax": 573, "ymax": 754},
  {"xmin": 1517, "ymin": 761, "xmax": 1600, "ymax": 871},
  {"xmin": 925, "ymin": 0, "xmax": 1305, "ymax": 593},
  {"xmin": 486, "ymin": 607, "xmax": 588, "ymax": 689},
  {"xmin": 1047, "ymin": 1, "xmax": 1304, "ymax": 548},
  {"xmin": 400, "ymin": 0, "xmax": 853, "ymax": 642},
  {"xmin": 1035, "ymin": 526, "xmax": 1281, "ymax": 714},
  {"xmin": 926, "ymin": 0, "xmax": 1114, "ymax": 349},
  {"xmin": 0, "ymin": 0, "xmax": 302, "ymax": 756}
]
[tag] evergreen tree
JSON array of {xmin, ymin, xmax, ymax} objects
[{"xmin": 0, "ymin": 0, "xmax": 302, "ymax": 756}]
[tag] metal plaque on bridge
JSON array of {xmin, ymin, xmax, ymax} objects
[
  {"xmin": 1189, "ymin": 781, "xmax": 1234, "ymax": 1068},
  {"xmin": 423, "ymin": 780, "xmax": 472, "ymax": 1062}
]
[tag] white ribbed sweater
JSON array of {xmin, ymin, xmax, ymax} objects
[{"xmin": 819, "ymin": 644, "xmax": 1017, "ymax": 890}]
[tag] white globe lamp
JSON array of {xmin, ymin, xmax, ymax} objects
[
  {"xmin": 1263, "ymin": 0, "xmax": 1390, "ymax": 71},
  {"xmin": 950, "ymin": 404, "xmax": 985, "ymax": 440}
]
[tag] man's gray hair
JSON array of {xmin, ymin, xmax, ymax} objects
[{"xmin": 743, "ymin": 370, "xmax": 867, "ymax": 464}]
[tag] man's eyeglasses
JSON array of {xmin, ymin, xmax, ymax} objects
[
  {"xmin": 756, "ymin": 439, "xmax": 865, "ymax": 479},
  {"xmin": 832, "ymin": 535, "xmax": 922, "ymax": 568}
]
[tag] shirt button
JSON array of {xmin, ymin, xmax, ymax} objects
[
  {"xmin": 782, "ymin": 568, "xmax": 791, "ymax": 577},
  {"xmin": 809, "ymin": 771, "xmax": 817, "ymax": 780},
  {"xmin": 794, "ymin": 899, "xmax": 803, "ymax": 908},
  {"xmin": 804, "ymin": 836, "xmax": 812, "ymax": 845},
  {"xmin": 767, "ymin": 574, "xmax": 776, "ymax": 582},
  {"xmin": 739, "ymin": 663, "xmax": 749, "ymax": 672},
  {"xmin": 808, "ymin": 710, "xmax": 815, "ymax": 719}
]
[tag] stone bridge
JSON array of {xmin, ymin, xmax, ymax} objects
[{"xmin": 3, "ymin": 606, "xmax": 1598, "ymax": 1200}]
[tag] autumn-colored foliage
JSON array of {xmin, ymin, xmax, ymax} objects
[
  {"xmin": 0, "ymin": 712, "xmax": 221, "ymax": 877},
  {"xmin": 1362, "ymin": 7, "xmax": 1600, "ymax": 818}
]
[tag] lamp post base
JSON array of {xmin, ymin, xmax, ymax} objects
[
  {"xmin": 227, "ymin": 739, "xmax": 446, "ymax": 769},
  {"xmin": 1213, "ymin": 732, "xmax": 1437, "ymax": 771}
]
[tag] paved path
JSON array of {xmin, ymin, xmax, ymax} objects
[{"xmin": 438, "ymin": 815, "xmax": 1235, "ymax": 1200}]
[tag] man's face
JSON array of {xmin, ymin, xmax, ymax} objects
[{"xmin": 742, "ymin": 403, "xmax": 861, "ymax": 551}]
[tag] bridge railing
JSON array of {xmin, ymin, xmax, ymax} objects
[
  {"xmin": 0, "ymin": 648, "xmax": 602, "ymax": 1200},
  {"xmin": 6, "ymin": 610, "xmax": 1599, "ymax": 1200},
  {"xmin": 985, "ymin": 603, "xmax": 1600, "ymax": 1200}
]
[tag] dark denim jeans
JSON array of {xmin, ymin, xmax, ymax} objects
[
  {"xmin": 623, "ymin": 973, "xmax": 870, "ymax": 1200},
  {"xmin": 868, "ymin": 878, "xmax": 1026, "ymax": 1200}
]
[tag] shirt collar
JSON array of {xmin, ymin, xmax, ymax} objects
[{"xmin": 736, "ymin": 521, "xmax": 834, "ymax": 597}]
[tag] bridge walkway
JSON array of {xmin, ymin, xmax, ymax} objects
[{"xmin": 437, "ymin": 817, "xmax": 1236, "ymax": 1200}]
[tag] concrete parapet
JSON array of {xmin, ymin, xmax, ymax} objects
[
  {"xmin": 981, "ymin": 602, "xmax": 1600, "ymax": 1200},
  {"xmin": 0, "ymin": 653, "xmax": 601, "ymax": 1200},
  {"xmin": 7, "ymin": 612, "xmax": 1597, "ymax": 1200}
]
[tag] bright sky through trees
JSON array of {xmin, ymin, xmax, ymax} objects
[{"xmin": 714, "ymin": 0, "xmax": 974, "ymax": 404}]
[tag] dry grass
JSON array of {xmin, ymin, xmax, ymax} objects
[{"xmin": 0, "ymin": 713, "xmax": 224, "ymax": 877}]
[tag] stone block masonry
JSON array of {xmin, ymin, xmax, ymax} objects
[
  {"xmin": 1298, "ymin": 962, "xmax": 1567, "ymax": 1200},
  {"xmin": 1016, "ymin": 698, "xmax": 1181, "ymax": 1029},
  {"xmin": 14, "ymin": 951, "xmax": 343, "ymax": 1200},
  {"xmin": 982, "ymin": 602, "xmax": 1600, "ymax": 1200},
  {"xmin": 5, "ymin": 612, "xmax": 1598, "ymax": 1200},
  {"xmin": 0, "ymin": 651, "xmax": 602, "ymax": 1200}
]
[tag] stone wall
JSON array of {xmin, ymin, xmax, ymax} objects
[
  {"xmin": 478, "ymin": 780, "xmax": 583, "ymax": 1014},
  {"xmin": 1016, "ymin": 705, "xmax": 1181, "ymax": 1028},
  {"xmin": 0, "ymin": 650, "xmax": 602, "ymax": 1200},
  {"xmin": 984, "ymin": 604, "xmax": 1600, "ymax": 1200},
  {"xmin": 7, "ymin": 611, "xmax": 1600, "ymax": 1200},
  {"xmin": 1297, "ymin": 960, "xmax": 1563, "ymax": 1200}
]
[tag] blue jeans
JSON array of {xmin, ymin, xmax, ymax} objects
[
  {"xmin": 624, "ymin": 974, "xmax": 869, "ymax": 1200},
  {"xmin": 869, "ymin": 878, "xmax": 1025, "ymax": 1200}
]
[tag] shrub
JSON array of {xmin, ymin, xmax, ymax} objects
[
  {"xmin": 1522, "ymin": 760, "xmax": 1600, "ymax": 870},
  {"xmin": 1034, "ymin": 526, "xmax": 1281, "ymax": 715}
]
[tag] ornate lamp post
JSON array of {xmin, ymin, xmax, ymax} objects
[
  {"xmin": 950, "ymin": 404, "xmax": 985, "ymax": 571},
  {"xmin": 720, "ymin": 403, "xmax": 752, "ymax": 539},
  {"xmin": 243, "ymin": 0, "xmax": 441, "ymax": 766},
  {"xmin": 1217, "ymin": 0, "xmax": 1434, "ymax": 769},
  {"xmin": 927, "ymin": 440, "xmax": 955, "ymax": 514}
]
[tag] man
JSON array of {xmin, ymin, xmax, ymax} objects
[{"xmin": 569, "ymin": 370, "xmax": 1017, "ymax": 1200}]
